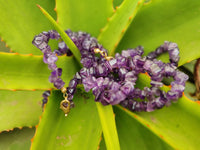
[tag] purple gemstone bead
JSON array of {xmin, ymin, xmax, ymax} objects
[
  {"xmin": 127, "ymin": 57, "xmax": 135, "ymax": 70},
  {"xmin": 147, "ymin": 52, "xmax": 157, "ymax": 60},
  {"xmin": 57, "ymin": 68, "xmax": 62, "ymax": 76},
  {"xmin": 146, "ymin": 102, "xmax": 155, "ymax": 112},
  {"xmin": 109, "ymin": 90, "xmax": 126, "ymax": 105},
  {"xmin": 143, "ymin": 60, "xmax": 153, "ymax": 71},
  {"xmin": 69, "ymin": 79, "xmax": 78, "ymax": 88},
  {"xmin": 149, "ymin": 63, "xmax": 162, "ymax": 76},
  {"xmin": 116, "ymin": 56, "xmax": 127, "ymax": 68},
  {"xmin": 32, "ymin": 36, "xmax": 43, "ymax": 47},
  {"xmin": 54, "ymin": 78, "xmax": 65, "ymax": 89},
  {"xmin": 49, "ymin": 70, "xmax": 58, "ymax": 83},
  {"xmin": 155, "ymin": 47, "xmax": 164, "ymax": 55},
  {"xmin": 110, "ymin": 82, "xmax": 121, "ymax": 92},
  {"xmin": 118, "ymin": 68, "xmax": 128, "ymax": 80},
  {"xmin": 48, "ymin": 63, "xmax": 57, "ymax": 70},
  {"xmin": 171, "ymin": 81, "xmax": 185, "ymax": 92},
  {"xmin": 96, "ymin": 64, "xmax": 108, "ymax": 77},
  {"xmin": 81, "ymin": 57, "xmax": 93, "ymax": 68},
  {"xmin": 174, "ymin": 71, "xmax": 189, "ymax": 83},
  {"xmin": 79, "ymin": 68, "xmax": 89, "ymax": 78},
  {"xmin": 82, "ymin": 38, "xmax": 91, "ymax": 50},
  {"xmin": 90, "ymin": 37, "xmax": 98, "ymax": 48},
  {"xmin": 42, "ymin": 90, "xmax": 50, "ymax": 98},
  {"xmin": 42, "ymin": 45, "xmax": 51, "ymax": 54},
  {"xmin": 120, "ymin": 100, "xmax": 129, "ymax": 108},
  {"xmin": 49, "ymin": 30, "xmax": 60, "ymax": 39},
  {"xmin": 102, "ymin": 77, "xmax": 110, "ymax": 88},
  {"xmin": 105, "ymin": 58, "xmax": 118, "ymax": 70},
  {"xmin": 166, "ymin": 91, "xmax": 180, "ymax": 101},
  {"xmin": 93, "ymin": 88, "xmax": 102, "ymax": 101},
  {"xmin": 74, "ymin": 72, "xmax": 82, "ymax": 82},
  {"xmin": 47, "ymin": 53, "xmax": 58, "ymax": 64},
  {"xmin": 164, "ymin": 64, "xmax": 176, "ymax": 77},
  {"xmin": 82, "ymin": 76, "xmax": 97, "ymax": 92},
  {"xmin": 58, "ymin": 41, "xmax": 68, "ymax": 54},
  {"xmin": 67, "ymin": 87, "xmax": 76, "ymax": 95},
  {"xmin": 154, "ymin": 97, "xmax": 165, "ymax": 108},
  {"xmin": 136, "ymin": 57, "xmax": 146, "ymax": 68},
  {"xmin": 150, "ymin": 80, "xmax": 163, "ymax": 87},
  {"xmin": 96, "ymin": 77, "xmax": 104, "ymax": 87}
]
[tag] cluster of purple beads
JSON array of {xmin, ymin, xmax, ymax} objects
[{"xmin": 32, "ymin": 30, "xmax": 188, "ymax": 112}]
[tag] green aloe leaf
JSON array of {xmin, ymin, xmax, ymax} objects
[
  {"xmin": 0, "ymin": 53, "xmax": 79, "ymax": 90},
  {"xmin": 114, "ymin": 106, "xmax": 173, "ymax": 150},
  {"xmin": 99, "ymin": 106, "xmax": 173, "ymax": 150},
  {"xmin": 113, "ymin": 0, "xmax": 123, "ymax": 8},
  {"xmin": 96, "ymin": 103, "xmax": 120, "ymax": 150},
  {"xmin": 116, "ymin": 98, "xmax": 200, "ymax": 150},
  {"xmin": 56, "ymin": 0, "xmax": 114, "ymax": 37},
  {"xmin": 0, "ymin": 127, "xmax": 35, "ymax": 150},
  {"xmin": 0, "ymin": 0, "xmax": 56, "ymax": 55},
  {"xmin": 116, "ymin": 0, "xmax": 200, "ymax": 65},
  {"xmin": 31, "ymin": 90, "xmax": 102, "ymax": 150},
  {"xmin": 98, "ymin": 0, "xmax": 144, "ymax": 55},
  {"xmin": 0, "ymin": 90, "xmax": 42, "ymax": 131}
]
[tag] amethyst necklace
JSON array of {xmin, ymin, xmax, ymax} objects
[{"xmin": 32, "ymin": 29, "xmax": 188, "ymax": 116}]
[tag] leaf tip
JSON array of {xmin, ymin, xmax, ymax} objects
[{"xmin": 36, "ymin": 4, "xmax": 41, "ymax": 9}]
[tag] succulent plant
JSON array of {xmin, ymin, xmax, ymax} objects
[{"xmin": 0, "ymin": 0, "xmax": 200, "ymax": 150}]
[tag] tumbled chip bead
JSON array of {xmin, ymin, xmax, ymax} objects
[
  {"xmin": 166, "ymin": 91, "xmax": 180, "ymax": 101},
  {"xmin": 150, "ymin": 80, "xmax": 163, "ymax": 87},
  {"xmin": 49, "ymin": 70, "xmax": 58, "ymax": 83},
  {"xmin": 120, "ymin": 81, "xmax": 134, "ymax": 95},
  {"xmin": 49, "ymin": 30, "xmax": 60, "ymax": 39},
  {"xmin": 82, "ymin": 76, "xmax": 97, "ymax": 92},
  {"xmin": 174, "ymin": 70, "xmax": 189, "ymax": 83},
  {"xmin": 32, "ymin": 35, "xmax": 44, "ymax": 47},
  {"xmin": 54, "ymin": 78, "xmax": 65, "ymax": 89},
  {"xmin": 47, "ymin": 53, "xmax": 58, "ymax": 64},
  {"xmin": 58, "ymin": 41, "xmax": 68, "ymax": 54},
  {"xmin": 68, "ymin": 79, "xmax": 78, "ymax": 88},
  {"xmin": 105, "ymin": 58, "xmax": 118, "ymax": 70},
  {"xmin": 164, "ymin": 63, "xmax": 176, "ymax": 77},
  {"xmin": 96, "ymin": 64, "xmax": 108, "ymax": 77},
  {"xmin": 67, "ymin": 87, "xmax": 76, "ymax": 95},
  {"xmin": 48, "ymin": 63, "xmax": 57, "ymax": 70},
  {"xmin": 74, "ymin": 72, "xmax": 82, "ymax": 83},
  {"xmin": 108, "ymin": 90, "xmax": 126, "ymax": 105},
  {"xmin": 118, "ymin": 68, "xmax": 128, "ymax": 80},
  {"xmin": 116, "ymin": 55, "xmax": 127, "ymax": 68},
  {"xmin": 42, "ymin": 90, "xmax": 51, "ymax": 99}
]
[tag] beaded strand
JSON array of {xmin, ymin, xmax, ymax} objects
[{"xmin": 32, "ymin": 30, "xmax": 188, "ymax": 115}]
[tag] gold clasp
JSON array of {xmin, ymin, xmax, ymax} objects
[
  {"xmin": 60, "ymin": 87, "xmax": 70, "ymax": 116},
  {"xmin": 94, "ymin": 48, "xmax": 113, "ymax": 61}
]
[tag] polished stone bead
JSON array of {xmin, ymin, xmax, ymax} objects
[
  {"xmin": 120, "ymin": 81, "xmax": 134, "ymax": 95},
  {"xmin": 54, "ymin": 78, "xmax": 65, "ymax": 89},
  {"xmin": 42, "ymin": 90, "xmax": 50, "ymax": 98},
  {"xmin": 69, "ymin": 79, "xmax": 78, "ymax": 88},
  {"xmin": 109, "ymin": 90, "xmax": 126, "ymax": 105},
  {"xmin": 82, "ymin": 76, "xmax": 97, "ymax": 92}
]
